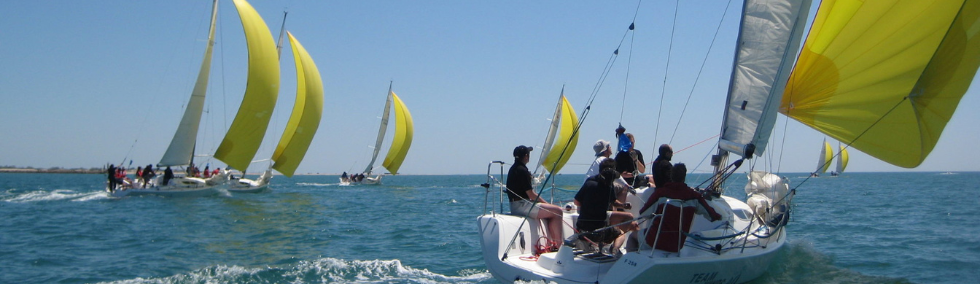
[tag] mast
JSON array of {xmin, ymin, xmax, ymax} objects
[
  {"xmin": 364, "ymin": 82, "xmax": 393, "ymax": 175},
  {"xmin": 275, "ymin": 11, "xmax": 288, "ymax": 59},
  {"xmin": 159, "ymin": 0, "xmax": 218, "ymax": 167}
]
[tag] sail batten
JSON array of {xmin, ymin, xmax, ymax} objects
[
  {"xmin": 214, "ymin": 0, "xmax": 281, "ymax": 171},
  {"xmin": 271, "ymin": 32, "xmax": 323, "ymax": 177},
  {"xmin": 159, "ymin": 0, "xmax": 218, "ymax": 167},
  {"xmin": 782, "ymin": 0, "xmax": 980, "ymax": 168}
]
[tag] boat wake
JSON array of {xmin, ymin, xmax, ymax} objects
[
  {"xmin": 97, "ymin": 257, "xmax": 491, "ymax": 284},
  {"xmin": 2, "ymin": 189, "xmax": 108, "ymax": 203},
  {"xmin": 758, "ymin": 240, "xmax": 910, "ymax": 284}
]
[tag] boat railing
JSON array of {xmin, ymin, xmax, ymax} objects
[
  {"xmin": 638, "ymin": 198, "xmax": 698, "ymax": 253},
  {"xmin": 480, "ymin": 161, "xmax": 508, "ymax": 216},
  {"xmin": 637, "ymin": 197, "xmax": 788, "ymax": 256}
]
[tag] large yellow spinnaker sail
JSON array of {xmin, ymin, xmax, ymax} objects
[
  {"xmin": 781, "ymin": 0, "xmax": 980, "ymax": 168},
  {"xmin": 541, "ymin": 95, "xmax": 579, "ymax": 174},
  {"xmin": 381, "ymin": 92, "xmax": 413, "ymax": 175},
  {"xmin": 271, "ymin": 32, "xmax": 323, "ymax": 177},
  {"xmin": 214, "ymin": 0, "xmax": 281, "ymax": 171}
]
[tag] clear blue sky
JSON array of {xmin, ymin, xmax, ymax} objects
[{"xmin": 2, "ymin": 0, "xmax": 977, "ymax": 175}]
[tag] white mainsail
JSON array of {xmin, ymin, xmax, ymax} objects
[
  {"xmin": 364, "ymin": 83, "xmax": 393, "ymax": 175},
  {"xmin": 159, "ymin": 0, "xmax": 218, "ymax": 167},
  {"xmin": 716, "ymin": 0, "xmax": 813, "ymax": 162}
]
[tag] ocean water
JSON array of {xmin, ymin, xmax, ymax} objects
[{"xmin": 1, "ymin": 172, "xmax": 977, "ymax": 284}]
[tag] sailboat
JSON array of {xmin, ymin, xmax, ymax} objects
[
  {"xmin": 477, "ymin": 0, "xmax": 979, "ymax": 283},
  {"xmin": 109, "ymin": 0, "xmax": 279, "ymax": 198},
  {"xmin": 811, "ymin": 139, "xmax": 832, "ymax": 177},
  {"xmin": 531, "ymin": 89, "xmax": 580, "ymax": 188},
  {"xmin": 349, "ymin": 84, "xmax": 414, "ymax": 185},
  {"xmin": 228, "ymin": 15, "xmax": 325, "ymax": 193},
  {"xmin": 830, "ymin": 143, "xmax": 848, "ymax": 176}
]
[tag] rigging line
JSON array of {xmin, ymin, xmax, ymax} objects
[
  {"xmin": 792, "ymin": 96, "xmax": 910, "ymax": 191},
  {"xmin": 218, "ymin": 13, "xmax": 229, "ymax": 153},
  {"xmin": 586, "ymin": 47, "xmax": 620, "ymax": 107},
  {"xmin": 618, "ymin": 26, "xmax": 636, "ymax": 123},
  {"xmin": 538, "ymin": 9, "xmax": 641, "ymax": 200},
  {"xmin": 584, "ymin": 18, "xmax": 635, "ymax": 107},
  {"xmin": 673, "ymin": 134, "xmax": 719, "ymax": 154},
  {"xmin": 539, "ymin": 29, "xmax": 629, "ymax": 190},
  {"xmin": 618, "ymin": 0, "xmax": 643, "ymax": 123},
  {"xmin": 689, "ymin": 141, "xmax": 720, "ymax": 186},
  {"xmin": 668, "ymin": 0, "xmax": 735, "ymax": 144},
  {"xmin": 653, "ymin": 0, "xmax": 679, "ymax": 146},
  {"xmin": 776, "ymin": 115, "xmax": 790, "ymax": 174}
]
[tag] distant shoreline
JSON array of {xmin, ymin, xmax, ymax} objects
[{"xmin": 0, "ymin": 168, "xmax": 104, "ymax": 174}]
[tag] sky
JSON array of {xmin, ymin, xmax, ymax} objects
[{"xmin": 1, "ymin": 0, "xmax": 978, "ymax": 175}]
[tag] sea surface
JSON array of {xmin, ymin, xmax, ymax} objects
[{"xmin": 1, "ymin": 172, "xmax": 977, "ymax": 284}]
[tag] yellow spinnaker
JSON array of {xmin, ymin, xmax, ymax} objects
[
  {"xmin": 214, "ymin": 0, "xmax": 280, "ymax": 171},
  {"xmin": 542, "ymin": 95, "xmax": 579, "ymax": 174},
  {"xmin": 781, "ymin": 0, "xmax": 980, "ymax": 168},
  {"xmin": 272, "ymin": 32, "xmax": 323, "ymax": 177},
  {"xmin": 382, "ymin": 92, "xmax": 413, "ymax": 175}
]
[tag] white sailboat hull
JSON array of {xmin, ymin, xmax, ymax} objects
[
  {"xmin": 227, "ymin": 170, "xmax": 272, "ymax": 193},
  {"xmin": 108, "ymin": 175, "xmax": 225, "ymax": 198},
  {"xmin": 361, "ymin": 175, "xmax": 382, "ymax": 185},
  {"xmin": 339, "ymin": 174, "xmax": 383, "ymax": 185},
  {"xmin": 227, "ymin": 179, "xmax": 270, "ymax": 193},
  {"xmin": 478, "ymin": 192, "xmax": 786, "ymax": 284}
]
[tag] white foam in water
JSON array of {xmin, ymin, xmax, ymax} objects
[
  {"xmin": 101, "ymin": 258, "xmax": 492, "ymax": 284},
  {"xmin": 5, "ymin": 189, "xmax": 103, "ymax": 203}
]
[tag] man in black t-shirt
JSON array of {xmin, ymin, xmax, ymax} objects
[{"xmin": 506, "ymin": 145, "xmax": 564, "ymax": 249}]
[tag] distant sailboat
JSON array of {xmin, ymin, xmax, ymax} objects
[
  {"xmin": 229, "ymin": 14, "xmax": 324, "ymax": 193},
  {"xmin": 109, "ymin": 0, "xmax": 279, "ymax": 197},
  {"xmin": 831, "ymin": 143, "xmax": 848, "ymax": 176},
  {"xmin": 531, "ymin": 88, "xmax": 579, "ymax": 187},
  {"xmin": 812, "ymin": 139, "xmax": 832, "ymax": 177},
  {"xmin": 354, "ymin": 83, "xmax": 413, "ymax": 185}
]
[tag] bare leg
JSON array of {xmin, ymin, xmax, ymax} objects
[
  {"xmin": 535, "ymin": 203, "xmax": 565, "ymax": 244},
  {"xmin": 608, "ymin": 211, "xmax": 637, "ymax": 252}
]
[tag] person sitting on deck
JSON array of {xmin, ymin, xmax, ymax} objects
[
  {"xmin": 638, "ymin": 163, "xmax": 722, "ymax": 252},
  {"xmin": 575, "ymin": 158, "xmax": 638, "ymax": 255},
  {"xmin": 651, "ymin": 144, "xmax": 673, "ymax": 188},
  {"xmin": 506, "ymin": 145, "xmax": 564, "ymax": 251}
]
